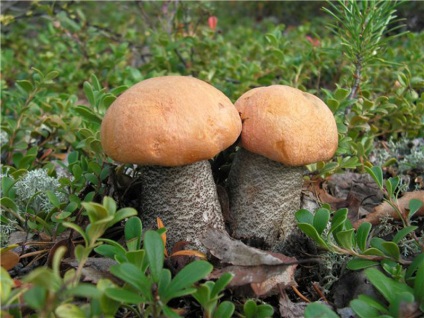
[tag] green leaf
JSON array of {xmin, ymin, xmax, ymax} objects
[
  {"xmin": 0, "ymin": 197, "xmax": 18, "ymax": 212},
  {"xmin": 364, "ymin": 166, "xmax": 383, "ymax": 189},
  {"xmin": 295, "ymin": 209, "xmax": 314, "ymax": 224},
  {"xmin": 335, "ymin": 229, "xmax": 355, "ymax": 250},
  {"xmin": 23, "ymin": 267, "xmax": 62, "ymax": 291},
  {"xmin": 162, "ymin": 260, "xmax": 213, "ymax": 303},
  {"xmin": 110, "ymin": 263, "xmax": 151, "ymax": 292},
  {"xmin": 63, "ymin": 222, "xmax": 88, "ymax": 245},
  {"xmin": 350, "ymin": 296, "xmax": 386, "ymax": 317},
  {"xmin": 55, "ymin": 303, "xmax": 87, "ymax": 318},
  {"xmin": 381, "ymin": 241, "xmax": 400, "ymax": 261},
  {"xmin": 392, "ymin": 226, "xmax": 418, "ymax": 244},
  {"xmin": 211, "ymin": 272, "xmax": 233, "ymax": 299},
  {"xmin": 297, "ymin": 223, "xmax": 329, "ymax": 249},
  {"xmin": 74, "ymin": 105, "xmax": 102, "ymax": 125},
  {"xmin": 370, "ymin": 237, "xmax": 401, "ymax": 260},
  {"xmin": 388, "ymin": 291, "xmax": 415, "ymax": 317},
  {"xmin": 83, "ymin": 81, "xmax": 95, "ymax": 106},
  {"xmin": 365, "ymin": 267, "xmax": 413, "ymax": 304},
  {"xmin": 304, "ymin": 302, "xmax": 339, "ymax": 318},
  {"xmin": 213, "ymin": 301, "xmax": 235, "ymax": 318},
  {"xmin": 313, "ymin": 208, "xmax": 330, "ymax": 235},
  {"xmin": 192, "ymin": 284, "xmax": 212, "ymax": 310},
  {"xmin": 90, "ymin": 73, "xmax": 102, "ymax": 91},
  {"xmin": 66, "ymin": 283, "xmax": 101, "ymax": 298},
  {"xmin": 255, "ymin": 304, "xmax": 274, "ymax": 318},
  {"xmin": 162, "ymin": 305, "xmax": 183, "ymax": 318},
  {"xmin": 144, "ymin": 230, "xmax": 164, "ymax": 282},
  {"xmin": 126, "ymin": 250, "xmax": 146, "ymax": 269},
  {"xmin": 356, "ymin": 222, "xmax": 372, "ymax": 251},
  {"xmin": 95, "ymin": 244, "xmax": 126, "ymax": 260},
  {"xmin": 110, "ymin": 85, "xmax": 128, "ymax": 96},
  {"xmin": 111, "ymin": 207, "xmax": 138, "ymax": 226},
  {"xmin": 405, "ymin": 253, "xmax": 424, "ymax": 281},
  {"xmin": 46, "ymin": 190, "xmax": 61, "ymax": 209},
  {"xmin": 45, "ymin": 70, "xmax": 59, "ymax": 81},
  {"xmin": 347, "ymin": 258, "xmax": 379, "ymax": 270},
  {"xmin": 158, "ymin": 268, "xmax": 172, "ymax": 296},
  {"xmin": 23, "ymin": 285, "xmax": 47, "ymax": 310},
  {"xmin": 329, "ymin": 208, "xmax": 348, "ymax": 235},
  {"xmin": 362, "ymin": 247, "xmax": 386, "ymax": 257},
  {"xmin": 103, "ymin": 196, "xmax": 116, "ymax": 216},
  {"xmin": 105, "ymin": 287, "xmax": 145, "ymax": 304},
  {"xmin": 74, "ymin": 244, "xmax": 87, "ymax": 263},
  {"xmin": 82, "ymin": 201, "xmax": 109, "ymax": 223},
  {"xmin": 125, "ymin": 217, "xmax": 143, "ymax": 251},
  {"xmin": 334, "ymin": 87, "xmax": 350, "ymax": 101},
  {"xmin": 16, "ymin": 80, "xmax": 34, "ymax": 94},
  {"xmin": 243, "ymin": 299, "xmax": 257, "ymax": 318},
  {"xmin": 413, "ymin": 259, "xmax": 424, "ymax": 309},
  {"xmin": 384, "ymin": 177, "xmax": 399, "ymax": 199},
  {"xmin": 408, "ymin": 199, "xmax": 423, "ymax": 219}
]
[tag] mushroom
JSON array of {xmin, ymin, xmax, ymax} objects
[
  {"xmin": 227, "ymin": 85, "xmax": 338, "ymax": 250},
  {"xmin": 101, "ymin": 76, "xmax": 242, "ymax": 250}
]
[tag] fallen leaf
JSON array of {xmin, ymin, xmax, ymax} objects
[
  {"xmin": 63, "ymin": 257, "xmax": 117, "ymax": 284},
  {"xmin": 1, "ymin": 250, "xmax": 20, "ymax": 270},
  {"xmin": 279, "ymin": 290, "xmax": 308, "ymax": 318},
  {"xmin": 201, "ymin": 227, "xmax": 297, "ymax": 266},
  {"xmin": 202, "ymin": 228, "xmax": 298, "ymax": 297},
  {"xmin": 45, "ymin": 238, "xmax": 74, "ymax": 267},
  {"xmin": 354, "ymin": 191, "xmax": 424, "ymax": 228}
]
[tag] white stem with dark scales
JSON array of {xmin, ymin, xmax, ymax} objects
[
  {"xmin": 227, "ymin": 148, "xmax": 304, "ymax": 249},
  {"xmin": 139, "ymin": 160, "xmax": 224, "ymax": 252}
]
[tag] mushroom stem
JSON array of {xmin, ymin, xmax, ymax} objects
[
  {"xmin": 227, "ymin": 148, "xmax": 304, "ymax": 249},
  {"xmin": 139, "ymin": 160, "xmax": 224, "ymax": 252}
]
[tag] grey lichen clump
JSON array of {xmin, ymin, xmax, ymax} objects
[
  {"xmin": 14, "ymin": 169, "xmax": 67, "ymax": 213},
  {"xmin": 139, "ymin": 160, "xmax": 224, "ymax": 251},
  {"xmin": 227, "ymin": 148, "xmax": 304, "ymax": 249}
]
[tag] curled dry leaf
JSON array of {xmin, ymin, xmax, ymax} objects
[
  {"xmin": 201, "ymin": 227, "xmax": 297, "ymax": 266},
  {"xmin": 354, "ymin": 191, "xmax": 424, "ymax": 228},
  {"xmin": 201, "ymin": 227, "xmax": 298, "ymax": 296},
  {"xmin": 1, "ymin": 250, "xmax": 20, "ymax": 270},
  {"xmin": 46, "ymin": 238, "xmax": 74, "ymax": 267}
]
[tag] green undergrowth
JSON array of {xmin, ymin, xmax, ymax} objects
[{"xmin": 1, "ymin": 0, "xmax": 423, "ymax": 317}]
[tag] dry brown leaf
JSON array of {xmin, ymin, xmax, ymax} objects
[
  {"xmin": 251, "ymin": 264, "xmax": 297, "ymax": 296},
  {"xmin": 279, "ymin": 290, "xmax": 309, "ymax": 318},
  {"xmin": 202, "ymin": 227, "xmax": 298, "ymax": 297},
  {"xmin": 170, "ymin": 250, "xmax": 207, "ymax": 259},
  {"xmin": 304, "ymin": 178, "xmax": 344, "ymax": 205},
  {"xmin": 1, "ymin": 250, "xmax": 20, "ymax": 270},
  {"xmin": 354, "ymin": 191, "xmax": 424, "ymax": 228},
  {"xmin": 201, "ymin": 227, "xmax": 297, "ymax": 266},
  {"xmin": 45, "ymin": 238, "xmax": 74, "ymax": 267},
  {"xmin": 63, "ymin": 257, "xmax": 117, "ymax": 283}
]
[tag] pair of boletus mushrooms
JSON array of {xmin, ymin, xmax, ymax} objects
[{"xmin": 101, "ymin": 76, "xmax": 338, "ymax": 253}]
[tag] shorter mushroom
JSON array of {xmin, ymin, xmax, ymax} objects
[
  {"xmin": 101, "ymin": 76, "xmax": 242, "ymax": 251},
  {"xmin": 227, "ymin": 85, "xmax": 338, "ymax": 250}
]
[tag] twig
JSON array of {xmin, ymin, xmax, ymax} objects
[{"xmin": 291, "ymin": 285, "xmax": 311, "ymax": 303}]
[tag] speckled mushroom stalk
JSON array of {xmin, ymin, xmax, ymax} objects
[
  {"xmin": 100, "ymin": 76, "xmax": 242, "ymax": 251},
  {"xmin": 139, "ymin": 161, "xmax": 223, "ymax": 250},
  {"xmin": 227, "ymin": 85, "xmax": 338, "ymax": 251},
  {"xmin": 228, "ymin": 148, "xmax": 304, "ymax": 249}
]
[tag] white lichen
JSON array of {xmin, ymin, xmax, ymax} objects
[
  {"xmin": 14, "ymin": 169, "xmax": 67, "ymax": 213},
  {"xmin": 0, "ymin": 130, "xmax": 9, "ymax": 147}
]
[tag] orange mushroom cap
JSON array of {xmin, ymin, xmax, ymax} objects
[
  {"xmin": 101, "ymin": 76, "xmax": 242, "ymax": 166},
  {"xmin": 236, "ymin": 85, "xmax": 338, "ymax": 166}
]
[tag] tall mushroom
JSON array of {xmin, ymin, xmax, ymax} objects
[
  {"xmin": 227, "ymin": 85, "xmax": 338, "ymax": 250},
  {"xmin": 101, "ymin": 76, "xmax": 242, "ymax": 250}
]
